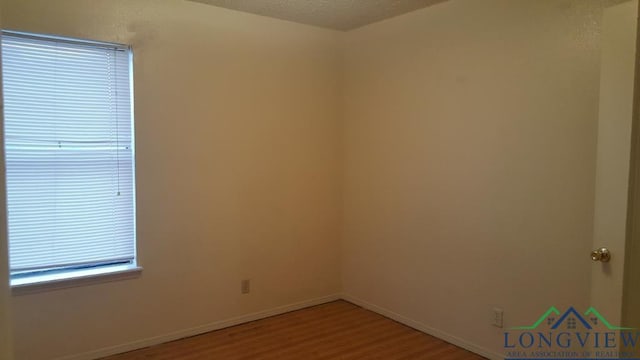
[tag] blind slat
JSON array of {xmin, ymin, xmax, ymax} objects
[{"xmin": 2, "ymin": 32, "xmax": 136, "ymax": 274}]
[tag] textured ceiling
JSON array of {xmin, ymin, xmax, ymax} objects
[{"xmin": 188, "ymin": 0, "xmax": 449, "ymax": 31}]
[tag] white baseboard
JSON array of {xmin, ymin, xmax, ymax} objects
[
  {"xmin": 341, "ymin": 293, "xmax": 504, "ymax": 360},
  {"xmin": 54, "ymin": 293, "xmax": 341, "ymax": 360}
]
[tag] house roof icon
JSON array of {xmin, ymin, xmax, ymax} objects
[
  {"xmin": 510, "ymin": 306, "xmax": 634, "ymax": 331},
  {"xmin": 550, "ymin": 307, "xmax": 592, "ymax": 330}
]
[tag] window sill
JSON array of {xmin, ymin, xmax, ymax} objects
[{"xmin": 11, "ymin": 264, "xmax": 142, "ymax": 295}]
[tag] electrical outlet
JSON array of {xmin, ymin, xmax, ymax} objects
[
  {"xmin": 241, "ymin": 279, "xmax": 251, "ymax": 294},
  {"xmin": 492, "ymin": 308, "xmax": 504, "ymax": 328}
]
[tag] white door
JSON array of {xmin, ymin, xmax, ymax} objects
[{"xmin": 590, "ymin": 0, "xmax": 638, "ymax": 328}]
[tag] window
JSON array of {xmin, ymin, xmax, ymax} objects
[{"xmin": 2, "ymin": 31, "xmax": 137, "ymax": 286}]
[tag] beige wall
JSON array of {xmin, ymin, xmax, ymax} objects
[
  {"xmin": 0, "ymin": 219, "xmax": 12, "ymax": 357},
  {"xmin": 0, "ymin": 222, "xmax": 11, "ymax": 358},
  {"xmin": 0, "ymin": 252, "xmax": 11, "ymax": 359},
  {"xmin": 0, "ymin": 1, "xmax": 15, "ymax": 358},
  {"xmin": 2, "ymin": 1, "xmax": 343, "ymax": 359},
  {"xmin": 342, "ymin": 0, "xmax": 611, "ymax": 356}
]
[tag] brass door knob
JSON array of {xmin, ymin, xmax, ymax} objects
[{"xmin": 591, "ymin": 247, "xmax": 611, "ymax": 262}]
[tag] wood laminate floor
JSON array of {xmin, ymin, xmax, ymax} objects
[{"xmin": 104, "ymin": 300, "xmax": 486, "ymax": 360}]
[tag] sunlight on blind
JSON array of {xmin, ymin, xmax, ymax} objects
[{"xmin": 2, "ymin": 32, "xmax": 136, "ymax": 274}]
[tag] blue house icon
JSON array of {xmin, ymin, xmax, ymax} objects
[{"xmin": 551, "ymin": 307, "xmax": 592, "ymax": 330}]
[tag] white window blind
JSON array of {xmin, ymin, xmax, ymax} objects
[{"xmin": 2, "ymin": 32, "xmax": 136, "ymax": 276}]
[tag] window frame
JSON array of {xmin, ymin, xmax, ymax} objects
[{"xmin": 1, "ymin": 30, "xmax": 141, "ymax": 290}]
